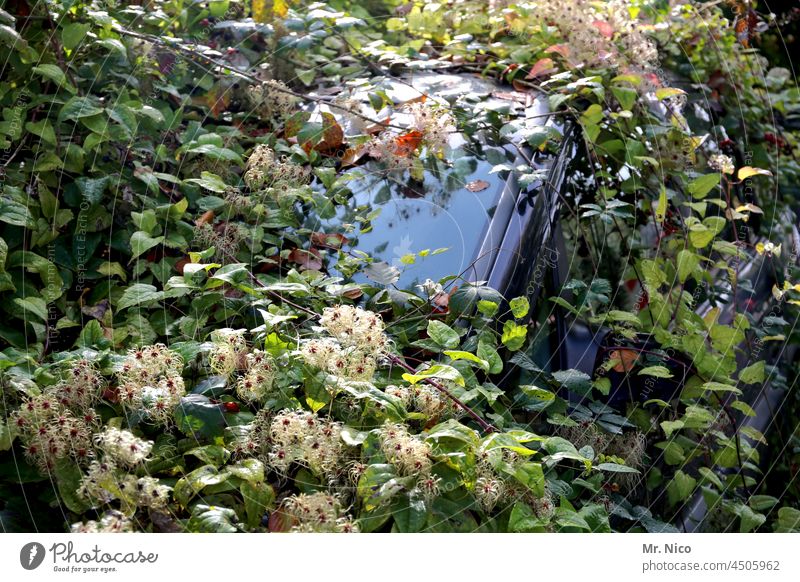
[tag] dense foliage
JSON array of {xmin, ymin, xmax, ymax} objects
[{"xmin": 1, "ymin": 0, "xmax": 799, "ymax": 533}]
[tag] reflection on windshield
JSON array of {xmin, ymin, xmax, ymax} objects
[{"xmin": 305, "ymin": 140, "xmax": 513, "ymax": 288}]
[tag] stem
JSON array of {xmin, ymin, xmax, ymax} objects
[{"xmin": 386, "ymin": 353, "xmax": 497, "ymax": 434}]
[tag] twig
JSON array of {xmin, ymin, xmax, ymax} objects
[
  {"xmin": 112, "ymin": 25, "xmax": 407, "ymax": 131},
  {"xmin": 386, "ymin": 353, "xmax": 497, "ymax": 434}
]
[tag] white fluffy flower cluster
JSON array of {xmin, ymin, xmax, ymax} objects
[
  {"xmin": 243, "ymin": 144, "xmax": 310, "ymax": 192},
  {"xmin": 407, "ymin": 102, "xmax": 455, "ymax": 155},
  {"xmin": 118, "ymin": 344, "xmax": 185, "ymax": 425},
  {"xmin": 383, "ymin": 383, "xmax": 460, "ymax": 419},
  {"xmin": 236, "ymin": 349, "xmax": 277, "ymax": 403},
  {"xmin": 708, "ymin": 153, "xmax": 735, "ymax": 175},
  {"xmin": 267, "ymin": 409, "xmax": 345, "ymax": 479},
  {"xmin": 12, "ymin": 393, "xmax": 98, "ymax": 471},
  {"xmin": 282, "ymin": 492, "xmax": 358, "ymax": 533},
  {"xmin": 93, "ymin": 427, "xmax": 153, "ymax": 467},
  {"xmin": 320, "ymin": 305, "xmax": 387, "ymax": 353},
  {"xmin": 79, "ymin": 460, "xmax": 170, "ymax": 510},
  {"xmin": 47, "ymin": 359, "xmax": 103, "ymax": 411},
  {"xmin": 247, "ymin": 79, "xmax": 297, "ymax": 122},
  {"xmin": 301, "ymin": 338, "xmax": 378, "ymax": 382},
  {"xmin": 208, "ymin": 328, "xmax": 247, "ymax": 376},
  {"xmin": 300, "ymin": 306, "xmax": 388, "ymax": 382},
  {"xmin": 379, "ymin": 422, "xmax": 433, "ymax": 477},
  {"xmin": 71, "ymin": 510, "xmax": 134, "ymax": 533},
  {"xmin": 368, "ymin": 103, "xmax": 455, "ymax": 172},
  {"xmin": 525, "ymin": 0, "xmax": 657, "ymax": 70}
]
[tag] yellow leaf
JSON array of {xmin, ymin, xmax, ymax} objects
[
  {"xmin": 737, "ymin": 166, "xmax": 772, "ymax": 180},
  {"xmin": 655, "ymin": 186, "xmax": 667, "ymax": 224},
  {"xmin": 274, "ymin": 0, "xmax": 289, "ymax": 17},
  {"xmin": 252, "ymin": 0, "xmax": 289, "ymax": 22},
  {"xmin": 252, "ymin": 0, "xmax": 270, "ymax": 22}
]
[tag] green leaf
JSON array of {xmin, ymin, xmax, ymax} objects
[
  {"xmin": 185, "ymin": 445, "xmax": 230, "ymax": 466},
  {"xmin": 186, "ymin": 143, "xmax": 243, "ymax": 164},
  {"xmin": 97, "ymin": 261, "xmax": 127, "ymax": 281},
  {"xmin": 117, "ymin": 283, "xmax": 164, "ymax": 311},
  {"xmin": 392, "ymin": 490, "xmax": 427, "ymax": 533},
  {"xmin": 53, "ymin": 461, "xmax": 92, "ymax": 514},
  {"xmin": 595, "ymin": 462, "xmax": 640, "ymax": 474},
  {"xmin": 677, "ymin": 249, "xmax": 700, "ymax": 283},
  {"xmin": 666, "ymin": 470, "xmax": 697, "ymax": 507},
  {"xmin": 25, "ymin": 119, "xmax": 56, "ymax": 145},
  {"xmin": 241, "ymin": 481, "xmax": 275, "ymax": 528},
  {"xmin": 185, "ymin": 171, "xmax": 228, "ymax": 193},
  {"xmin": 638, "ymin": 365, "xmax": 673, "ymax": 378},
  {"xmin": 508, "ymin": 502, "xmax": 547, "ymax": 532},
  {"xmin": 31, "ymin": 64, "xmax": 76, "ymax": 93},
  {"xmin": 655, "ymin": 87, "xmax": 686, "ymax": 100},
  {"xmin": 75, "ymin": 176, "xmax": 108, "ymax": 206},
  {"xmin": 402, "ymin": 364, "xmax": 465, "ymax": 387},
  {"xmin": 443, "ymin": 350, "xmax": 489, "ymax": 371},
  {"xmin": 228, "ymin": 459, "xmax": 265, "ymax": 483},
  {"xmin": 187, "ymin": 504, "xmax": 239, "ymax": 533},
  {"xmin": 13, "ymin": 297, "xmax": 48, "ymax": 321},
  {"xmin": 697, "ymin": 466, "xmax": 723, "ymax": 489},
  {"xmin": 130, "ymin": 231, "xmax": 164, "ymax": 259},
  {"xmin": 739, "ymin": 361, "xmax": 765, "ymax": 385},
  {"xmin": 58, "ymin": 96, "xmax": 103, "ymax": 122},
  {"xmin": 175, "ymin": 394, "xmax": 227, "ymax": 441},
  {"xmin": 175, "ymin": 465, "xmax": 228, "ymax": 507},
  {"xmin": 426, "ymin": 320, "xmax": 460, "ymax": 349},
  {"xmin": 655, "ymin": 186, "xmax": 667, "ymax": 223},
  {"xmin": 501, "ymin": 320, "xmax": 527, "ymax": 351},
  {"xmin": 611, "ymin": 85, "xmax": 637, "ymax": 110},
  {"xmin": 509, "ymin": 296, "xmax": 530, "ymax": 318},
  {"xmin": 552, "ymin": 369, "xmax": 592, "ymax": 397},
  {"xmin": 701, "ymin": 381, "xmax": 742, "ymax": 395},
  {"xmin": 687, "ymin": 173, "xmax": 720, "ymax": 199},
  {"xmin": 61, "ymin": 22, "xmax": 91, "ymax": 51}
]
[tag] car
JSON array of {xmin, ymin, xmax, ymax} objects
[{"xmin": 305, "ymin": 70, "xmax": 797, "ymax": 531}]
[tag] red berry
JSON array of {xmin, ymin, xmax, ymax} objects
[{"xmin": 223, "ymin": 402, "xmax": 240, "ymax": 413}]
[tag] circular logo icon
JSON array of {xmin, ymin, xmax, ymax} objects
[{"xmin": 20, "ymin": 542, "xmax": 46, "ymax": 570}]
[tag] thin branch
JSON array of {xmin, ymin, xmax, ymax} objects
[
  {"xmin": 112, "ymin": 25, "xmax": 407, "ymax": 131},
  {"xmin": 386, "ymin": 353, "xmax": 497, "ymax": 434}
]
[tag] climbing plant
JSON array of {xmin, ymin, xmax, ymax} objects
[{"xmin": 0, "ymin": 0, "xmax": 799, "ymax": 533}]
